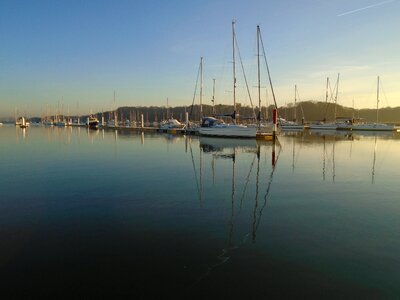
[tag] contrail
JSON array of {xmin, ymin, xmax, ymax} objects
[{"xmin": 337, "ymin": 0, "xmax": 395, "ymax": 16}]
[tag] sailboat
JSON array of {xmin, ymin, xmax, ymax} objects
[
  {"xmin": 20, "ymin": 117, "xmax": 29, "ymax": 128},
  {"xmin": 309, "ymin": 76, "xmax": 339, "ymax": 130},
  {"xmin": 107, "ymin": 91, "xmax": 118, "ymax": 128},
  {"xmin": 352, "ymin": 76, "xmax": 399, "ymax": 132},
  {"xmin": 159, "ymin": 98, "xmax": 185, "ymax": 130},
  {"xmin": 254, "ymin": 25, "xmax": 275, "ymax": 140},
  {"xmin": 281, "ymin": 85, "xmax": 305, "ymax": 130},
  {"xmin": 199, "ymin": 21, "xmax": 257, "ymax": 138}
]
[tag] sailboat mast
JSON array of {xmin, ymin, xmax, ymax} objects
[
  {"xmin": 212, "ymin": 78, "xmax": 216, "ymax": 114},
  {"xmin": 113, "ymin": 90, "xmax": 117, "ymax": 124},
  {"xmin": 294, "ymin": 85, "xmax": 297, "ymax": 122},
  {"xmin": 166, "ymin": 97, "xmax": 169, "ymax": 119},
  {"xmin": 376, "ymin": 76, "xmax": 380, "ymax": 123},
  {"xmin": 334, "ymin": 73, "xmax": 340, "ymax": 121},
  {"xmin": 232, "ymin": 20, "xmax": 237, "ymax": 123},
  {"xmin": 200, "ymin": 57, "xmax": 203, "ymax": 122},
  {"xmin": 257, "ymin": 25, "xmax": 261, "ymax": 129},
  {"xmin": 325, "ymin": 77, "xmax": 329, "ymax": 103}
]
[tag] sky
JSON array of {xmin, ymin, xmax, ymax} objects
[{"xmin": 1, "ymin": 0, "xmax": 399, "ymax": 118}]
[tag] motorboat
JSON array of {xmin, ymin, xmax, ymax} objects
[
  {"xmin": 86, "ymin": 116, "xmax": 99, "ymax": 129},
  {"xmin": 199, "ymin": 117, "xmax": 257, "ymax": 138}
]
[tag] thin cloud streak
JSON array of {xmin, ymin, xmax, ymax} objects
[{"xmin": 337, "ymin": 0, "xmax": 395, "ymax": 17}]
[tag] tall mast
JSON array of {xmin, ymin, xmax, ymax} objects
[
  {"xmin": 113, "ymin": 90, "xmax": 117, "ymax": 123},
  {"xmin": 294, "ymin": 85, "xmax": 297, "ymax": 122},
  {"xmin": 200, "ymin": 57, "xmax": 203, "ymax": 122},
  {"xmin": 334, "ymin": 73, "xmax": 340, "ymax": 121},
  {"xmin": 212, "ymin": 78, "xmax": 216, "ymax": 114},
  {"xmin": 257, "ymin": 25, "xmax": 261, "ymax": 129},
  {"xmin": 232, "ymin": 20, "xmax": 237, "ymax": 123},
  {"xmin": 376, "ymin": 76, "xmax": 380, "ymax": 123},
  {"xmin": 61, "ymin": 97, "xmax": 64, "ymax": 122},
  {"xmin": 77, "ymin": 101, "xmax": 80, "ymax": 123},
  {"xmin": 166, "ymin": 97, "xmax": 169, "ymax": 119},
  {"xmin": 325, "ymin": 77, "xmax": 329, "ymax": 103}
]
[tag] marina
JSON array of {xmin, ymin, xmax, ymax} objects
[{"xmin": 2, "ymin": 0, "xmax": 400, "ymax": 297}]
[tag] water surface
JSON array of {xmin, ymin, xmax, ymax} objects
[{"xmin": 1, "ymin": 126, "xmax": 399, "ymax": 297}]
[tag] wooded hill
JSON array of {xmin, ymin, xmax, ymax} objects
[
  {"xmin": 93, "ymin": 101, "xmax": 400, "ymax": 124},
  {"xmin": 6, "ymin": 101, "xmax": 396, "ymax": 124}
]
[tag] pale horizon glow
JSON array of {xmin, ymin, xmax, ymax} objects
[{"xmin": 1, "ymin": 0, "xmax": 399, "ymax": 118}]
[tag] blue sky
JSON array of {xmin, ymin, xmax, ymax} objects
[{"xmin": 1, "ymin": 0, "xmax": 399, "ymax": 117}]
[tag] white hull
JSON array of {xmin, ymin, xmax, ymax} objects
[
  {"xmin": 281, "ymin": 124, "xmax": 304, "ymax": 130},
  {"xmin": 199, "ymin": 125, "xmax": 257, "ymax": 138},
  {"xmin": 352, "ymin": 123, "xmax": 397, "ymax": 131},
  {"xmin": 309, "ymin": 123, "xmax": 337, "ymax": 130},
  {"xmin": 159, "ymin": 118, "xmax": 185, "ymax": 130},
  {"xmin": 20, "ymin": 117, "xmax": 29, "ymax": 128}
]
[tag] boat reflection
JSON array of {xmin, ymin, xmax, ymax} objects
[
  {"xmin": 283, "ymin": 131, "xmax": 393, "ymax": 185},
  {"xmin": 189, "ymin": 136, "xmax": 281, "ymax": 286}
]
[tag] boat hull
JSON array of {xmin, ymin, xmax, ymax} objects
[
  {"xmin": 199, "ymin": 126, "xmax": 257, "ymax": 138},
  {"xmin": 88, "ymin": 122, "xmax": 99, "ymax": 129},
  {"xmin": 352, "ymin": 124, "xmax": 397, "ymax": 131},
  {"xmin": 309, "ymin": 124, "xmax": 337, "ymax": 130},
  {"xmin": 281, "ymin": 125, "xmax": 304, "ymax": 131}
]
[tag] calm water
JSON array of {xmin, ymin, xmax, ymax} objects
[{"xmin": 1, "ymin": 125, "xmax": 399, "ymax": 298}]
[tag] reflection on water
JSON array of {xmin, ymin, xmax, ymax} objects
[{"xmin": 0, "ymin": 126, "xmax": 400, "ymax": 297}]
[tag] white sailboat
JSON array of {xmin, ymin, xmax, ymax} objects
[
  {"xmin": 199, "ymin": 21, "xmax": 256, "ymax": 138},
  {"xmin": 353, "ymin": 76, "xmax": 399, "ymax": 132},
  {"xmin": 281, "ymin": 85, "xmax": 304, "ymax": 131},
  {"xmin": 254, "ymin": 25, "xmax": 274, "ymax": 140},
  {"xmin": 20, "ymin": 117, "xmax": 29, "ymax": 128},
  {"xmin": 159, "ymin": 98, "xmax": 185, "ymax": 130},
  {"xmin": 309, "ymin": 76, "xmax": 339, "ymax": 130}
]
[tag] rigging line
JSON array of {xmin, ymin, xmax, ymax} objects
[
  {"xmin": 228, "ymin": 149, "xmax": 236, "ymax": 247},
  {"xmin": 379, "ymin": 79, "xmax": 390, "ymax": 107},
  {"xmin": 234, "ymin": 34, "xmax": 257, "ymax": 120},
  {"xmin": 252, "ymin": 147, "xmax": 261, "ymax": 243},
  {"xmin": 296, "ymin": 87, "xmax": 306, "ymax": 121},
  {"xmin": 294, "ymin": 137, "xmax": 303, "ymax": 168},
  {"xmin": 323, "ymin": 137, "xmax": 326, "ymax": 181},
  {"xmin": 324, "ymin": 78, "xmax": 338, "ymax": 119},
  {"xmin": 239, "ymin": 154, "xmax": 257, "ymax": 210},
  {"xmin": 189, "ymin": 138, "xmax": 201, "ymax": 202},
  {"xmin": 254, "ymin": 144, "xmax": 282, "ymax": 235},
  {"xmin": 374, "ymin": 136, "xmax": 391, "ymax": 172},
  {"xmin": 292, "ymin": 138, "xmax": 296, "ymax": 172},
  {"xmin": 259, "ymin": 30, "xmax": 278, "ymax": 113},
  {"xmin": 189, "ymin": 61, "xmax": 201, "ymax": 121},
  {"xmin": 332, "ymin": 141, "xmax": 336, "ymax": 183},
  {"xmin": 372, "ymin": 136, "xmax": 377, "ymax": 184}
]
